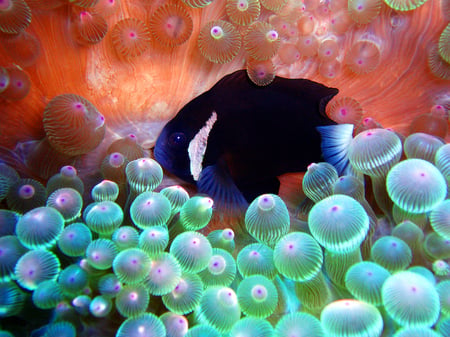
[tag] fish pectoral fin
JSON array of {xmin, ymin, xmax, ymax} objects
[
  {"xmin": 317, "ymin": 123, "xmax": 354, "ymax": 175},
  {"xmin": 235, "ymin": 177, "xmax": 281, "ymax": 204},
  {"xmin": 197, "ymin": 163, "xmax": 248, "ymax": 212}
]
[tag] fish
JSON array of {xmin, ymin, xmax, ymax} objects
[{"xmin": 154, "ymin": 69, "xmax": 353, "ymax": 208}]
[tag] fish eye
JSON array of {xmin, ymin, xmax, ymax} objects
[{"xmin": 168, "ymin": 132, "xmax": 186, "ymax": 147}]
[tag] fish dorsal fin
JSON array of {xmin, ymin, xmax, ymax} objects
[
  {"xmin": 188, "ymin": 111, "xmax": 218, "ymax": 181},
  {"xmin": 317, "ymin": 124, "xmax": 354, "ymax": 175}
]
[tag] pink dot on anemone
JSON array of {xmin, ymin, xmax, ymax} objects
[
  {"xmin": 246, "ymin": 58, "xmax": 275, "ymax": 86},
  {"xmin": 0, "ymin": 0, "xmax": 31, "ymax": 34},
  {"xmin": 345, "ymin": 38, "xmax": 382, "ymax": 74},
  {"xmin": 111, "ymin": 17, "xmax": 151, "ymax": 59},
  {"xmin": 149, "ymin": 3, "xmax": 193, "ymax": 48},
  {"xmin": 72, "ymin": 10, "xmax": 108, "ymax": 45},
  {"xmin": 0, "ymin": 66, "xmax": 30, "ymax": 101},
  {"xmin": 197, "ymin": 20, "xmax": 241, "ymax": 64},
  {"xmin": 326, "ymin": 96, "xmax": 364, "ymax": 124},
  {"xmin": 43, "ymin": 94, "xmax": 106, "ymax": 156},
  {"xmin": 244, "ymin": 21, "xmax": 280, "ymax": 61},
  {"xmin": 348, "ymin": 0, "xmax": 382, "ymax": 25}
]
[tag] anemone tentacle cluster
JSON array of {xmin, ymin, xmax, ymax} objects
[{"xmin": 0, "ymin": 0, "xmax": 450, "ymax": 336}]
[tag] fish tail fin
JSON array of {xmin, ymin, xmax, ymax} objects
[{"xmin": 317, "ymin": 123, "xmax": 354, "ymax": 175}]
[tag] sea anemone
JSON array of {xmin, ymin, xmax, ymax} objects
[
  {"xmin": 236, "ymin": 242, "xmax": 277, "ymax": 279},
  {"xmin": 111, "ymin": 18, "xmax": 151, "ymax": 59},
  {"xmin": 198, "ymin": 248, "xmax": 236, "ymax": 287},
  {"xmin": 229, "ymin": 317, "xmax": 274, "ymax": 337},
  {"xmin": 143, "ymin": 252, "xmax": 182, "ymax": 296},
  {"xmin": 273, "ymin": 231, "xmax": 323, "ymax": 282},
  {"xmin": 15, "ymin": 206, "xmax": 64, "ymax": 249},
  {"xmin": 115, "ymin": 283, "xmax": 150, "ymax": 318},
  {"xmin": 245, "ymin": 193, "xmax": 290, "ymax": 246},
  {"xmin": 170, "ymin": 231, "xmax": 212, "ymax": 274},
  {"xmin": 91, "ymin": 179, "xmax": 120, "ymax": 202},
  {"xmin": 179, "ymin": 195, "xmax": 214, "ymax": 230},
  {"xmin": 274, "ymin": 312, "xmax": 325, "ymax": 337},
  {"xmin": 130, "ymin": 191, "xmax": 172, "ymax": 228},
  {"xmin": 46, "ymin": 187, "xmax": 83, "ymax": 222},
  {"xmin": 0, "ymin": 235, "xmax": 26, "ymax": 282},
  {"xmin": 57, "ymin": 264, "xmax": 88, "ymax": 295},
  {"xmin": 112, "ymin": 226, "xmax": 139, "ymax": 250},
  {"xmin": 382, "ymin": 271, "xmax": 440, "ymax": 327},
  {"xmin": 57, "ymin": 222, "xmax": 92, "ymax": 257},
  {"xmin": 207, "ymin": 228, "xmax": 235, "ymax": 253},
  {"xmin": 85, "ymin": 238, "xmax": 118, "ymax": 270},
  {"xmin": 321, "ymin": 299, "xmax": 383, "ymax": 337},
  {"xmin": 138, "ymin": 226, "xmax": 169, "ymax": 256},
  {"xmin": 161, "ymin": 272, "xmax": 204, "ymax": 315},
  {"xmin": 160, "ymin": 312, "xmax": 189, "ymax": 337},
  {"xmin": 112, "ymin": 247, "xmax": 152, "ymax": 284},
  {"xmin": 370, "ymin": 236, "xmax": 412, "ymax": 272},
  {"xmin": 236, "ymin": 274, "xmax": 278, "ymax": 318},
  {"xmin": 198, "ymin": 286, "xmax": 241, "ymax": 333},
  {"xmin": 14, "ymin": 249, "xmax": 60, "ymax": 290}
]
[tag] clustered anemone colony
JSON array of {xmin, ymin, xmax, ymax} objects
[{"xmin": 1, "ymin": 0, "xmax": 450, "ymax": 336}]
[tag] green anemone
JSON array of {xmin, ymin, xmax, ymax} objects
[
  {"xmin": 161, "ymin": 272, "xmax": 204, "ymax": 315},
  {"xmin": 382, "ymin": 271, "xmax": 440, "ymax": 327},
  {"xmin": 112, "ymin": 248, "xmax": 152, "ymax": 284},
  {"xmin": 115, "ymin": 283, "xmax": 150, "ymax": 317},
  {"xmin": 198, "ymin": 286, "xmax": 241, "ymax": 333},
  {"xmin": 236, "ymin": 274, "xmax": 278, "ymax": 318},
  {"xmin": 143, "ymin": 252, "xmax": 182, "ymax": 296},
  {"xmin": 31, "ymin": 279, "xmax": 63, "ymax": 309},
  {"xmin": 308, "ymin": 194, "xmax": 369, "ymax": 253},
  {"xmin": 237, "ymin": 242, "xmax": 277, "ymax": 279},
  {"xmin": 429, "ymin": 199, "xmax": 450, "ymax": 240},
  {"xmin": 116, "ymin": 313, "xmax": 166, "ymax": 337},
  {"xmin": 57, "ymin": 222, "xmax": 92, "ymax": 257},
  {"xmin": 344, "ymin": 261, "xmax": 390, "ymax": 306},
  {"xmin": 91, "ymin": 179, "xmax": 120, "ymax": 202},
  {"xmin": 274, "ymin": 231, "xmax": 323, "ymax": 282},
  {"xmin": 370, "ymin": 236, "xmax": 412, "ymax": 272},
  {"xmin": 274, "ymin": 312, "xmax": 325, "ymax": 337},
  {"xmin": 179, "ymin": 196, "xmax": 214, "ymax": 231},
  {"xmin": 170, "ymin": 231, "xmax": 212, "ymax": 273},
  {"xmin": 125, "ymin": 158, "xmax": 163, "ymax": 193},
  {"xmin": 139, "ymin": 226, "xmax": 169, "ymax": 256},
  {"xmin": 321, "ymin": 299, "xmax": 383, "ymax": 337},
  {"xmin": 303, "ymin": 162, "xmax": 338, "ymax": 202},
  {"xmin": 112, "ymin": 226, "xmax": 140, "ymax": 250},
  {"xmin": 85, "ymin": 238, "xmax": 118, "ymax": 270},
  {"xmin": 198, "ymin": 248, "xmax": 236, "ymax": 287},
  {"xmin": 229, "ymin": 317, "xmax": 274, "ymax": 337},
  {"xmin": 46, "ymin": 187, "xmax": 83, "ymax": 222},
  {"xmin": 386, "ymin": 158, "xmax": 447, "ymax": 214},
  {"xmin": 245, "ymin": 193, "xmax": 290, "ymax": 246},
  {"xmin": 85, "ymin": 200, "xmax": 123, "ymax": 235},
  {"xmin": 130, "ymin": 191, "xmax": 172, "ymax": 228}
]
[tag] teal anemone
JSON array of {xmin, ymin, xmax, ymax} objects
[
  {"xmin": 58, "ymin": 264, "xmax": 88, "ymax": 295},
  {"xmin": 0, "ymin": 235, "xmax": 26, "ymax": 282},
  {"xmin": 14, "ymin": 249, "xmax": 60, "ymax": 290},
  {"xmin": 130, "ymin": 191, "xmax": 172, "ymax": 228},
  {"xmin": 274, "ymin": 312, "xmax": 325, "ymax": 337},
  {"xmin": 237, "ymin": 242, "xmax": 277, "ymax": 279},
  {"xmin": 344, "ymin": 261, "xmax": 390, "ymax": 306},
  {"xmin": 0, "ymin": 281, "xmax": 26, "ymax": 317},
  {"xmin": 116, "ymin": 313, "xmax": 166, "ymax": 337},
  {"xmin": 429, "ymin": 199, "xmax": 450, "ymax": 240},
  {"xmin": 198, "ymin": 286, "xmax": 241, "ymax": 333},
  {"xmin": 184, "ymin": 324, "xmax": 221, "ymax": 337},
  {"xmin": 42, "ymin": 321, "xmax": 76, "ymax": 337},
  {"xmin": 31, "ymin": 279, "xmax": 63, "ymax": 309},
  {"xmin": 404, "ymin": 132, "xmax": 444, "ymax": 162},
  {"xmin": 207, "ymin": 228, "xmax": 235, "ymax": 253},
  {"xmin": 160, "ymin": 312, "xmax": 189, "ymax": 337},
  {"xmin": 382, "ymin": 271, "xmax": 440, "ymax": 327},
  {"xmin": 308, "ymin": 194, "xmax": 369, "ymax": 253},
  {"xmin": 143, "ymin": 252, "xmax": 182, "ymax": 295},
  {"xmin": 112, "ymin": 226, "xmax": 140, "ymax": 250},
  {"xmin": 85, "ymin": 201, "xmax": 123, "ymax": 235},
  {"xmin": 46, "ymin": 187, "xmax": 83, "ymax": 222},
  {"xmin": 245, "ymin": 193, "xmax": 290, "ymax": 246},
  {"xmin": 229, "ymin": 317, "xmax": 274, "ymax": 337},
  {"xmin": 436, "ymin": 280, "xmax": 450, "ymax": 316},
  {"xmin": 125, "ymin": 158, "xmax": 163, "ymax": 193},
  {"xmin": 89, "ymin": 295, "xmax": 112, "ymax": 317},
  {"xmin": 6, "ymin": 178, "xmax": 47, "ymax": 214},
  {"xmin": 57, "ymin": 222, "xmax": 92, "ymax": 257},
  {"xmin": 170, "ymin": 231, "xmax": 212, "ymax": 273},
  {"xmin": 115, "ymin": 283, "xmax": 150, "ymax": 317},
  {"xmin": 386, "ymin": 158, "xmax": 447, "ymax": 214},
  {"xmin": 303, "ymin": 162, "xmax": 338, "ymax": 202},
  {"xmin": 112, "ymin": 248, "xmax": 152, "ymax": 284},
  {"xmin": 91, "ymin": 179, "xmax": 120, "ymax": 202},
  {"xmin": 370, "ymin": 236, "xmax": 412, "ymax": 272},
  {"xmin": 46, "ymin": 165, "xmax": 84, "ymax": 195},
  {"xmin": 139, "ymin": 226, "xmax": 169, "ymax": 256},
  {"xmin": 85, "ymin": 239, "xmax": 118, "ymax": 270},
  {"xmin": 198, "ymin": 248, "xmax": 236, "ymax": 287},
  {"xmin": 15, "ymin": 206, "xmax": 64, "ymax": 249},
  {"xmin": 160, "ymin": 185, "xmax": 190, "ymax": 214},
  {"xmin": 273, "ymin": 231, "xmax": 323, "ymax": 282},
  {"xmin": 179, "ymin": 196, "xmax": 214, "ymax": 231},
  {"xmin": 321, "ymin": 299, "xmax": 383, "ymax": 337},
  {"xmin": 162, "ymin": 272, "xmax": 204, "ymax": 315},
  {"xmin": 98, "ymin": 273, "xmax": 123, "ymax": 298},
  {"xmin": 236, "ymin": 274, "xmax": 278, "ymax": 318}
]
